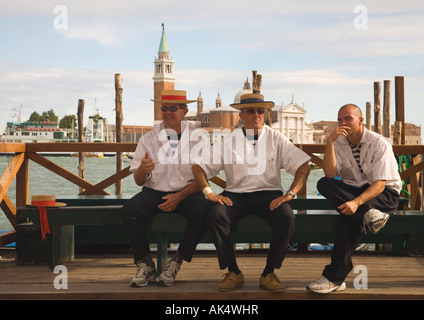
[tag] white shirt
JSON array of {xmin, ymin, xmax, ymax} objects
[
  {"xmin": 130, "ymin": 121, "xmax": 211, "ymax": 192},
  {"xmin": 198, "ymin": 125, "xmax": 311, "ymax": 193},
  {"xmin": 334, "ymin": 127, "xmax": 402, "ymax": 193}
]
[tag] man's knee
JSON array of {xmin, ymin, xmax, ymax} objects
[
  {"xmin": 273, "ymin": 204, "xmax": 296, "ymax": 228},
  {"xmin": 206, "ymin": 205, "xmax": 229, "ymax": 228},
  {"xmin": 317, "ymin": 176, "xmax": 336, "ymax": 195}
]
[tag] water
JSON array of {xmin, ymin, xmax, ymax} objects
[{"xmin": 0, "ymin": 155, "xmax": 324, "ymax": 231}]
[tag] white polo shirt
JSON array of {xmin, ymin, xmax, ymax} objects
[
  {"xmin": 130, "ymin": 121, "xmax": 210, "ymax": 192},
  {"xmin": 334, "ymin": 127, "xmax": 402, "ymax": 193},
  {"xmin": 198, "ymin": 125, "xmax": 311, "ymax": 193}
]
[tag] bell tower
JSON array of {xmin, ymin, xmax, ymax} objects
[{"xmin": 153, "ymin": 23, "xmax": 175, "ymax": 122}]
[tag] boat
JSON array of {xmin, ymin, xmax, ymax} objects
[
  {"xmin": 71, "ymin": 115, "xmax": 105, "ymax": 158},
  {"xmin": 1, "ymin": 106, "xmax": 77, "ymax": 144}
]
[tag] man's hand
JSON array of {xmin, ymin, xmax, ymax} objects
[
  {"xmin": 269, "ymin": 194, "xmax": 293, "ymax": 211},
  {"xmin": 328, "ymin": 126, "xmax": 351, "ymax": 143},
  {"xmin": 140, "ymin": 152, "xmax": 155, "ymax": 174},
  {"xmin": 206, "ymin": 193, "xmax": 233, "ymax": 206},
  {"xmin": 338, "ymin": 199, "xmax": 360, "ymax": 215},
  {"xmin": 158, "ymin": 193, "xmax": 183, "ymax": 212}
]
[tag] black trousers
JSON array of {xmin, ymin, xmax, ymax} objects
[
  {"xmin": 121, "ymin": 187, "xmax": 210, "ymax": 264},
  {"xmin": 207, "ymin": 190, "xmax": 296, "ymax": 271},
  {"xmin": 317, "ymin": 177, "xmax": 400, "ymax": 284}
]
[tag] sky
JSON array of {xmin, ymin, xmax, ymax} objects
[{"xmin": 0, "ymin": 0, "xmax": 423, "ymax": 138}]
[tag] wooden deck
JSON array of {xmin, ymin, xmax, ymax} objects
[{"xmin": 1, "ymin": 249, "xmax": 423, "ymax": 301}]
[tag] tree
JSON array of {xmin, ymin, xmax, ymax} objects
[
  {"xmin": 28, "ymin": 111, "xmax": 42, "ymax": 122},
  {"xmin": 41, "ymin": 109, "xmax": 58, "ymax": 122},
  {"xmin": 59, "ymin": 115, "xmax": 77, "ymax": 129},
  {"xmin": 28, "ymin": 109, "xmax": 58, "ymax": 122}
]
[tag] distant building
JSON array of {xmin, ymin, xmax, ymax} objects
[
  {"xmin": 269, "ymin": 95, "xmax": 314, "ymax": 144},
  {"xmin": 313, "ymin": 121, "xmax": 422, "ymax": 145},
  {"xmin": 122, "ymin": 125, "xmax": 154, "ymax": 143},
  {"xmin": 153, "ymin": 24, "xmax": 175, "ymax": 123}
]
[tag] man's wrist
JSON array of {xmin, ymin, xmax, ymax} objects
[
  {"xmin": 285, "ymin": 190, "xmax": 296, "ymax": 198},
  {"xmin": 202, "ymin": 186, "xmax": 213, "ymax": 196}
]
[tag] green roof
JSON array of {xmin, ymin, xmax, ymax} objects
[{"xmin": 158, "ymin": 23, "xmax": 169, "ymax": 53}]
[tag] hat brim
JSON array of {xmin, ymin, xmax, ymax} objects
[
  {"xmin": 25, "ymin": 202, "xmax": 67, "ymax": 208},
  {"xmin": 151, "ymin": 99, "xmax": 197, "ymax": 104},
  {"xmin": 230, "ymin": 101, "xmax": 275, "ymax": 111}
]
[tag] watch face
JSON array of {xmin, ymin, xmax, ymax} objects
[{"xmin": 286, "ymin": 191, "xmax": 295, "ymax": 197}]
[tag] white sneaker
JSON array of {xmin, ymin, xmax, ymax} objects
[
  {"xmin": 156, "ymin": 260, "xmax": 180, "ymax": 287},
  {"xmin": 363, "ymin": 209, "xmax": 390, "ymax": 234},
  {"xmin": 130, "ymin": 262, "xmax": 156, "ymax": 287},
  {"xmin": 307, "ymin": 276, "xmax": 346, "ymax": 294}
]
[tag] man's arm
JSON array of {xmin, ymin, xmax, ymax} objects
[
  {"xmin": 322, "ymin": 126, "xmax": 351, "ymax": 178},
  {"xmin": 269, "ymin": 161, "xmax": 310, "ymax": 211},
  {"xmin": 192, "ymin": 164, "xmax": 232, "ymax": 206}
]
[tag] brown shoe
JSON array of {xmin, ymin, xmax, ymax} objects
[
  {"xmin": 217, "ymin": 271, "xmax": 244, "ymax": 291},
  {"xmin": 260, "ymin": 273, "xmax": 284, "ymax": 292}
]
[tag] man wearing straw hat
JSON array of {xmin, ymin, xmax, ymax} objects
[
  {"xmin": 122, "ymin": 90, "xmax": 211, "ymax": 287},
  {"xmin": 192, "ymin": 92, "xmax": 311, "ymax": 292}
]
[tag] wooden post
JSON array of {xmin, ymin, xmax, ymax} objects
[
  {"xmin": 77, "ymin": 99, "xmax": 85, "ymax": 194},
  {"xmin": 115, "ymin": 74, "xmax": 123, "ymax": 195},
  {"xmin": 383, "ymin": 80, "xmax": 391, "ymax": 138},
  {"xmin": 365, "ymin": 102, "xmax": 371, "ymax": 130},
  {"xmin": 395, "ymin": 76, "xmax": 405, "ymax": 144},
  {"xmin": 393, "ymin": 121, "xmax": 403, "ymax": 145},
  {"xmin": 15, "ymin": 156, "xmax": 29, "ymax": 211},
  {"xmin": 252, "ymin": 70, "xmax": 262, "ymax": 94},
  {"xmin": 373, "ymin": 82, "xmax": 381, "ymax": 134}
]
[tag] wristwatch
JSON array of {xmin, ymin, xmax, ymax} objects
[{"xmin": 285, "ymin": 190, "xmax": 296, "ymax": 198}]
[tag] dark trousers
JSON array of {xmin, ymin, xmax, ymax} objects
[
  {"xmin": 317, "ymin": 177, "xmax": 400, "ymax": 284},
  {"xmin": 207, "ymin": 190, "xmax": 296, "ymax": 270},
  {"xmin": 121, "ymin": 187, "xmax": 210, "ymax": 264}
]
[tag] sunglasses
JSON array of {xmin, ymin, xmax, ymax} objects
[
  {"xmin": 244, "ymin": 108, "xmax": 266, "ymax": 115},
  {"xmin": 160, "ymin": 106, "xmax": 184, "ymax": 112}
]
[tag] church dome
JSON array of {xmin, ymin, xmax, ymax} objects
[{"xmin": 233, "ymin": 78, "xmax": 252, "ymax": 104}]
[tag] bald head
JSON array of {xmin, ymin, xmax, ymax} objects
[{"xmin": 339, "ymin": 104, "xmax": 363, "ymax": 117}]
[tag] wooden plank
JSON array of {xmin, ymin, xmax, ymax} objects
[
  {"xmin": 27, "ymin": 152, "xmax": 109, "ymax": 195},
  {"xmin": 24, "ymin": 142, "xmax": 137, "ymax": 153},
  {"xmin": 0, "ymin": 143, "xmax": 26, "ymax": 153},
  {"xmin": 15, "ymin": 142, "xmax": 424, "ymax": 158},
  {"xmin": 0, "ymin": 230, "xmax": 16, "ymax": 246},
  {"xmin": 0, "ymin": 194, "xmax": 17, "ymax": 229},
  {"xmin": 399, "ymin": 159, "xmax": 424, "ymax": 180},
  {"xmin": 309, "ymin": 154, "xmax": 323, "ymax": 168},
  {"xmin": 0, "ymin": 253, "xmax": 423, "ymax": 300},
  {"xmin": 0, "ymin": 153, "xmax": 25, "ymax": 203},
  {"xmin": 15, "ymin": 156, "xmax": 29, "ymax": 207},
  {"xmin": 209, "ymin": 176, "xmax": 226, "ymax": 189},
  {"xmin": 79, "ymin": 166, "xmax": 132, "ymax": 195}
]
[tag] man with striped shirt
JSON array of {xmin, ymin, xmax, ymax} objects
[{"xmin": 307, "ymin": 104, "xmax": 401, "ymax": 294}]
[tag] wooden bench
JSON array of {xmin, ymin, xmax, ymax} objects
[{"xmin": 16, "ymin": 195, "xmax": 420, "ymax": 272}]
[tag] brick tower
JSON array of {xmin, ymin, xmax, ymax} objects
[{"xmin": 153, "ymin": 23, "xmax": 175, "ymax": 122}]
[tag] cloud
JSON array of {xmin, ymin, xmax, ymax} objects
[{"xmin": 58, "ymin": 21, "xmax": 135, "ymax": 48}]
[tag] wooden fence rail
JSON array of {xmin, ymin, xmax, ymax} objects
[{"xmin": 1, "ymin": 142, "xmax": 423, "ymax": 246}]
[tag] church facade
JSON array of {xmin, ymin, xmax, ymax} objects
[{"xmin": 154, "ymin": 25, "xmax": 314, "ymax": 144}]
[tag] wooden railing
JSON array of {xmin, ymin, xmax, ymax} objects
[{"xmin": 1, "ymin": 142, "xmax": 423, "ymax": 246}]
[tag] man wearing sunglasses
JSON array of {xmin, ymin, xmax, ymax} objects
[
  {"xmin": 192, "ymin": 93, "xmax": 311, "ymax": 292},
  {"xmin": 122, "ymin": 90, "xmax": 211, "ymax": 287}
]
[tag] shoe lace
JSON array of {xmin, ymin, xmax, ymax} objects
[
  {"xmin": 136, "ymin": 263, "xmax": 153, "ymax": 278},
  {"xmin": 164, "ymin": 261, "xmax": 179, "ymax": 277}
]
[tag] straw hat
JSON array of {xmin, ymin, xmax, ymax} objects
[
  {"xmin": 152, "ymin": 90, "xmax": 196, "ymax": 104},
  {"xmin": 230, "ymin": 93, "xmax": 275, "ymax": 110},
  {"xmin": 30, "ymin": 195, "xmax": 66, "ymax": 207}
]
